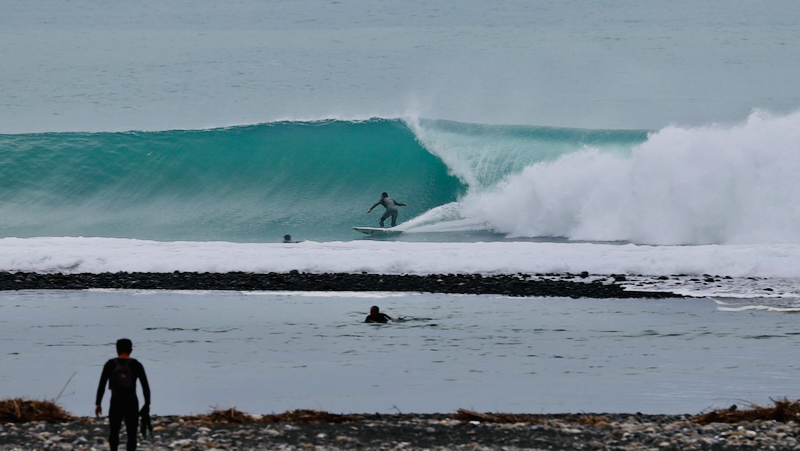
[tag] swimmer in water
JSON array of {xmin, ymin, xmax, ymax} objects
[{"xmin": 364, "ymin": 305, "xmax": 394, "ymax": 323}]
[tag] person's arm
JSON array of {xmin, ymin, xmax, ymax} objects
[
  {"xmin": 137, "ymin": 361, "xmax": 151, "ymax": 407},
  {"xmin": 95, "ymin": 360, "xmax": 112, "ymax": 416},
  {"xmin": 367, "ymin": 200, "xmax": 381, "ymax": 213}
]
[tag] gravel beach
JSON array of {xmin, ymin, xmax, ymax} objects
[
  {"xmin": 2, "ymin": 412, "xmax": 800, "ymax": 451},
  {"xmin": 0, "ymin": 272, "xmax": 682, "ymax": 299}
]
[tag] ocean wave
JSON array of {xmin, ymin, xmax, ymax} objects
[{"xmin": 3, "ymin": 111, "xmax": 800, "ymax": 245}]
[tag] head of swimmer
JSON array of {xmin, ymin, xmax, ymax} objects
[{"xmin": 370, "ymin": 306, "xmax": 380, "ymax": 315}]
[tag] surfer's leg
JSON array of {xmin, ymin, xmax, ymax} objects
[
  {"xmin": 390, "ymin": 212, "xmax": 398, "ymax": 227},
  {"xmin": 108, "ymin": 399, "xmax": 123, "ymax": 451},
  {"xmin": 123, "ymin": 398, "xmax": 139, "ymax": 451},
  {"xmin": 380, "ymin": 211, "xmax": 391, "ymax": 228}
]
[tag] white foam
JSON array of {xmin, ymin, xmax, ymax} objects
[
  {"xmin": 416, "ymin": 111, "xmax": 800, "ymax": 245},
  {"xmin": 4, "ymin": 237, "xmax": 800, "ymax": 282},
  {"xmin": 716, "ymin": 305, "xmax": 800, "ymax": 312}
]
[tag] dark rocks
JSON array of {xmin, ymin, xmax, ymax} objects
[{"xmin": 0, "ymin": 272, "xmax": 683, "ymax": 299}]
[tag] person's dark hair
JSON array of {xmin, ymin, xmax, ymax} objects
[
  {"xmin": 116, "ymin": 338, "xmax": 133, "ymax": 355},
  {"xmin": 381, "ymin": 192, "xmax": 388, "ymax": 197},
  {"xmin": 284, "ymin": 235, "xmax": 292, "ymax": 241}
]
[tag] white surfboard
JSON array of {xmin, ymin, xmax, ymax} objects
[{"xmin": 353, "ymin": 226, "xmax": 402, "ymax": 235}]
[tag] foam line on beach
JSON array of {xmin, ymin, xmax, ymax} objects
[
  {"xmin": 716, "ymin": 305, "xmax": 800, "ymax": 312},
  {"xmin": 2, "ymin": 237, "xmax": 800, "ymax": 279}
]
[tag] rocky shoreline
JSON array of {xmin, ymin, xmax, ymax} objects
[
  {"xmin": 0, "ymin": 272, "xmax": 682, "ymax": 298},
  {"xmin": 2, "ymin": 412, "xmax": 800, "ymax": 451}
]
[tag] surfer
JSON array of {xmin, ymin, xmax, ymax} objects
[
  {"xmin": 283, "ymin": 234, "xmax": 300, "ymax": 243},
  {"xmin": 365, "ymin": 305, "xmax": 394, "ymax": 323},
  {"xmin": 367, "ymin": 192, "xmax": 407, "ymax": 228},
  {"xmin": 95, "ymin": 338, "xmax": 151, "ymax": 451}
]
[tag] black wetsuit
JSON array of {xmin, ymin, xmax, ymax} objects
[
  {"xmin": 365, "ymin": 313, "xmax": 392, "ymax": 323},
  {"xmin": 370, "ymin": 198, "xmax": 406, "ymax": 228},
  {"xmin": 96, "ymin": 358, "xmax": 151, "ymax": 451}
]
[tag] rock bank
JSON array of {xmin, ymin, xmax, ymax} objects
[{"xmin": 0, "ymin": 272, "xmax": 682, "ymax": 299}]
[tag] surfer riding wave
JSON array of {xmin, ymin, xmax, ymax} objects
[{"xmin": 367, "ymin": 192, "xmax": 407, "ymax": 228}]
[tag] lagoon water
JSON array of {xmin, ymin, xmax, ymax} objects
[{"xmin": 2, "ymin": 289, "xmax": 798, "ymax": 416}]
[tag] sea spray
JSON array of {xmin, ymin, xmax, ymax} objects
[{"xmin": 444, "ymin": 111, "xmax": 800, "ymax": 245}]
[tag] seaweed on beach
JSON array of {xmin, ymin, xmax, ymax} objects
[
  {"xmin": 187, "ymin": 408, "xmax": 359, "ymax": 425},
  {"xmin": 453, "ymin": 409, "xmax": 542, "ymax": 424},
  {"xmin": 259, "ymin": 409, "xmax": 359, "ymax": 424},
  {"xmin": 0, "ymin": 398, "xmax": 75, "ymax": 423},
  {"xmin": 692, "ymin": 398, "xmax": 800, "ymax": 424},
  {"xmin": 183, "ymin": 408, "xmax": 257, "ymax": 424},
  {"xmin": 575, "ymin": 415, "xmax": 608, "ymax": 425}
]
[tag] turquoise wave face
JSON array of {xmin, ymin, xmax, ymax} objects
[{"xmin": 0, "ymin": 119, "xmax": 465, "ymax": 241}]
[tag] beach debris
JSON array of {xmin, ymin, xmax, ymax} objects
[
  {"xmin": 692, "ymin": 398, "xmax": 800, "ymax": 424},
  {"xmin": 574, "ymin": 415, "xmax": 608, "ymax": 425},
  {"xmin": 453, "ymin": 409, "xmax": 541, "ymax": 424},
  {"xmin": 259, "ymin": 409, "xmax": 359, "ymax": 424},
  {"xmin": 187, "ymin": 408, "xmax": 359, "ymax": 425},
  {"xmin": 189, "ymin": 408, "xmax": 257, "ymax": 424},
  {"xmin": 0, "ymin": 398, "xmax": 74, "ymax": 423}
]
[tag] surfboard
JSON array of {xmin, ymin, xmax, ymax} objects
[{"xmin": 353, "ymin": 226, "xmax": 402, "ymax": 235}]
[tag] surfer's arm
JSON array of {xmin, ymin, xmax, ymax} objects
[
  {"xmin": 136, "ymin": 360, "xmax": 151, "ymax": 407},
  {"xmin": 368, "ymin": 200, "xmax": 381, "ymax": 212},
  {"xmin": 95, "ymin": 360, "xmax": 113, "ymax": 415}
]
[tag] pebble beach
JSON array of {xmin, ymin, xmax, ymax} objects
[{"xmin": 3, "ymin": 412, "xmax": 800, "ymax": 451}]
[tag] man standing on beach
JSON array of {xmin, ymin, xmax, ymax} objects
[
  {"xmin": 95, "ymin": 338, "xmax": 151, "ymax": 451},
  {"xmin": 367, "ymin": 192, "xmax": 407, "ymax": 228}
]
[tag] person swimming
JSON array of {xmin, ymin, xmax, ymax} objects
[
  {"xmin": 364, "ymin": 305, "xmax": 393, "ymax": 323},
  {"xmin": 367, "ymin": 192, "xmax": 407, "ymax": 228}
]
